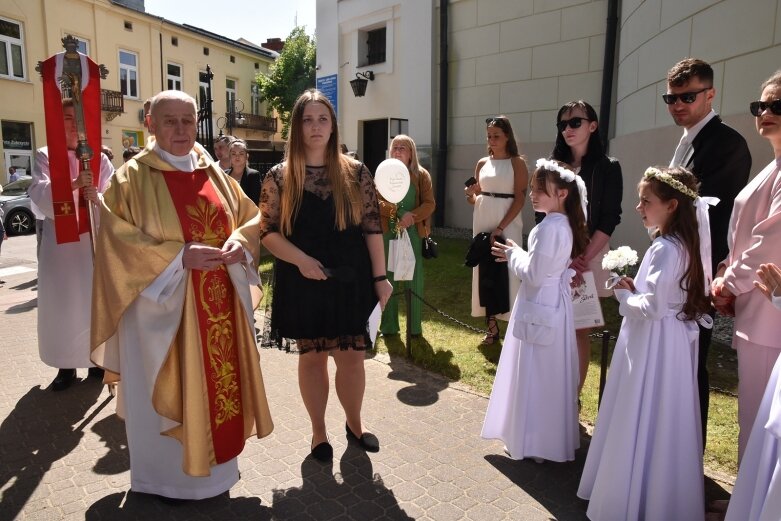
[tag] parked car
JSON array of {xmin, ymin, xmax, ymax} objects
[{"xmin": 1, "ymin": 176, "xmax": 35, "ymax": 235}]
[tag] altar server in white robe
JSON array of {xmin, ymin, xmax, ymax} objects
[{"xmin": 29, "ymin": 100, "xmax": 113, "ymax": 391}]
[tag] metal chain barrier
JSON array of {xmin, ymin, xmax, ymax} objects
[
  {"xmin": 403, "ymin": 288, "xmax": 488, "ymax": 335},
  {"xmin": 259, "ymin": 271, "xmax": 738, "ymax": 399}
]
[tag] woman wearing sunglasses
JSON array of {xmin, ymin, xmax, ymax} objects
[
  {"xmin": 549, "ymin": 100, "xmax": 623, "ymax": 395},
  {"xmin": 465, "ymin": 116, "xmax": 528, "ymax": 344},
  {"xmin": 711, "ymin": 69, "xmax": 781, "ymax": 470}
]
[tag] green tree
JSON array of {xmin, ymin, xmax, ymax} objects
[{"xmin": 256, "ymin": 26, "xmax": 316, "ymax": 139}]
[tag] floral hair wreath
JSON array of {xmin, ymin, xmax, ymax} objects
[
  {"xmin": 535, "ymin": 158, "xmax": 589, "ymax": 218},
  {"xmin": 643, "ymin": 166, "xmax": 720, "ymax": 308},
  {"xmin": 643, "ymin": 167, "xmax": 698, "ymax": 199}
]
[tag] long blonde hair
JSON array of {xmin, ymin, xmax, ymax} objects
[
  {"xmin": 390, "ymin": 134, "xmax": 425, "ymax": 178},
  {"xmin": 280, "ymin": 89, "xmax": 362, "ymax": 235}
]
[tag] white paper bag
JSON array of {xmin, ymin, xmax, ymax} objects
[
  {"xmin": 387, "ymin": 236, "xmax": 397, "ymax": 272},
  {"xmin": 391, "ymin": 229, "xmax": 416, "ymax": 281}
]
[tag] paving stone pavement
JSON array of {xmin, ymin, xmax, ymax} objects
[{"xmin": 0, "ymin": 234, "xmax": 731, "ymax": 520}]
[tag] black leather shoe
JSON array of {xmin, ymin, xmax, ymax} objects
[
  {"xmin": 346, "ymin": 423, "xmax": 379, "ymax": 452},
  {"xmin": 51, "ymin": 369, "xmax": 76, "ymax": 391},
  {"xmin": 88, "ymin": 367, "xmax": 105, "ymax": 379},
  {"xmin": 310, "ymin": 441, "xmax": 333, "ymax": 462}
]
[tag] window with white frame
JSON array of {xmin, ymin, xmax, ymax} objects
[
  {"xmin": 225, "ymin": 78, "xmax": 237, "ymax": 111},
  {"xmin": 167, "ymin": 63, "xmax": 182, "ymax": 91},
  {"xmin": 0, "ymin": 16, "xmax": 26, "ymax": 79},
  {"xmin": 250, "ymin": 83, "xmax": 261, "ymax": 115},
  {"xmin": 358, "ymin": 26, "xmax": 386, "ymax": 67},
  {"xmin": 74, "ymin": 36, "xmax": 89, "ymax": 56},
  {"xmin": 119, "ymin": 49, "xmax": 138, "ymax": 98}
]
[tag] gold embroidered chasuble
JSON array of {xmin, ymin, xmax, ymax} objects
[{"xmin": 90, "ymin": 147, "xmax": 273, "ymax": 477}]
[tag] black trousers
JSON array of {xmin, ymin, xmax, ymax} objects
[{"xmin": 697, "ymin": 310, "xmax": 716, "ymax": 450}]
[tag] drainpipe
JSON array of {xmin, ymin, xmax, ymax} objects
[
  {"xmin": 159, "ymin": 31, "xmax": 164, "ymax": 92},
  {"xmin": 435, "ymin": 0, "xmax": 448, "ymax": 227},
  {"xmin": 598, "ymin": 0, "xmax": 620, "ymax": 153}
]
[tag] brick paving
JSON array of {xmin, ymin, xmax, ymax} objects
[{"xmin": 0, "ymin": 234, "xmax": 731, "ymax": 520}]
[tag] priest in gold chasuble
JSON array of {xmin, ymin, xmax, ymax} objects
[{"xmin": 90, "ymin": 90, "xmax": 273, "ymax": 500}]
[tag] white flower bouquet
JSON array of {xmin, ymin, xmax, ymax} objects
[{"xmin": 602, "ymin": 246, "xmax": 639, "ymax": 290}]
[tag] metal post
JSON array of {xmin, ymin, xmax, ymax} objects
[
  {"xmin": 405, "ymin": 286, "xmax": 412, "ymax": 358},
  {"xmin": 598, "ymin": 329, "xmax": 610, "ymax": 409}
]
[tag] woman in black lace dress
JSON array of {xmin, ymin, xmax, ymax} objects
[{"xmin": 260, "ymin": 90, "xmax": 393, "ymax": 462}]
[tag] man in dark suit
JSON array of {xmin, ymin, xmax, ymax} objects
[{"xmin": 665, "ymin": 58, "xmax": 752, "ymax": 448}]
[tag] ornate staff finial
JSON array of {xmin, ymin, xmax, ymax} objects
[
  {"xmin": 36, "ymin": 34, "xmax": 110, "ymax": 80},
  {"xmin": 62, "ymin": 35, "xmax": 79, "ymax": 56}
]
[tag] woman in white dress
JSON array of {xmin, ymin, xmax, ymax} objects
[
  {"xmin": 578, "ymin": 167, "xmax": 712, "ymax": 520},
  {"xmin": 482, "ymin": 159, "xmax": 589, "ymax": 462},
  {"xmin": 465, "ymin": 116, "xmax": 528, "ymax": 344}
]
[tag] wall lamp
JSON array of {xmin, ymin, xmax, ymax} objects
[{"xmin": 350, "ymin": 70, "xmax": 374, "ymax": 97}]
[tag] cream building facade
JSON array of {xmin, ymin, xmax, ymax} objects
[
  {"xmin": 0, "ymin": 0, "xmax": 282, "ymax": 182},
  {"xmin": 317, "ymin": 0, "xmax": 781, "ymax": 253}
]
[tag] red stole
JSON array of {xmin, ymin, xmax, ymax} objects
[
  {"xmin": 162, "ymin": 169, "xmax": 245, "ymax": 464},
  {"xmin": 39, "ymin": 53, "xmax": 102, "ymax": 244}
]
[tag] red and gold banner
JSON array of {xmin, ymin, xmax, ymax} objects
[
  {"xmin": 162, "ymin": 169, "xmax": 245, "ymax": 464},
  {"xmin": 39, "ymin": 53, "xmax": 101, "ymax": 244}
]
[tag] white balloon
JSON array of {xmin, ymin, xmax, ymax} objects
[{"xmin": 374, "ymin": 158, "xmax": 410, "ymax": 203}]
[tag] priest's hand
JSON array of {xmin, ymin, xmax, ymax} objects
[
  {"xmin": 183, "ymin": 243, "xmax": 225, "ymax": 271},
  {"xmin": 221, "ymin": 240, "xmax": 245, "ymax": 265},
  {"xmin": 72, "ymin": 169, "xmax": 93, "ymax": 190}
]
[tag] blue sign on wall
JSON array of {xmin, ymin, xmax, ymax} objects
[{"xmin": 317, "ymin": 74, "xmax": 338, "ymax": 116}]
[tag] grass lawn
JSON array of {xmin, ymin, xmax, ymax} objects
[{"xmin": 259, "ymin": 235, "xmax": 740, "ymax": 478}]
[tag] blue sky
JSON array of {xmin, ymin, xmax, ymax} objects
[{"xmin": 143, "ymin": 0, "xmax": 316, "ymax": 47}]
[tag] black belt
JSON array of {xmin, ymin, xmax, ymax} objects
[{"xmin": 481, "ymin": 192, "xmax": 514, "ymax": 198}]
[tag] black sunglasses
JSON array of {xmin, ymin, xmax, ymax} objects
[
  {"xmin": 661, "ymin": 87, "xmax": 711, "ymax": 105},
  {"xmin": 749, "ymin": 99, "xmax": 781, "ymax": 117},
  {"xmin": 556, "ymin": 117, "xmax": 590, "ymax": 132}
]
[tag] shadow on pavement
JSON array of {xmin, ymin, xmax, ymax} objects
[
  {"xmin": 0, "ymin": 382, "xmax": 104, "ymax": 521},
  {"xmin": 383, "ymin": 335, "xmax": 454, "ymax": 406},
  {"xmin": 91, "ymin": 414, "xmax": 130, "ymax": 475},
  {"xmin": 3, "ymin": 298, "xmax": 37, "ymax": 314},
  {"xmin": 272, "ymin": 444, "xmax": 413, "ymax": 520},
  {"xmin": 487, "ymin": 434, "xmax": 732, "ymax": 520},
  {"xmin": 9, "ymin": 278, "xmax": 37, "ymax": 291},
  {"xmin": 85, "ymin": 490, "xmax": 272, "ymax": 520},
  {"xmin": 486, "ymin": 448, "xmax": 590, "ymax": 521}
]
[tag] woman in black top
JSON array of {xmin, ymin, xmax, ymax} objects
[
  {"xmin": 259, "ymin": 89, "xmax": 392, "ymax": 462},
  {"xmin": 225, "ymin": 139, "xmax": 262, "ymax": 205},
  {"xmin": 551, "ymin": 100, "xmax": 623, "ymax": 394}
]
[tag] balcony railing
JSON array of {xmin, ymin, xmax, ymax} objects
[
  {"xmin": 101, "ymin": 89, "xmax": 124, "ymax": 120},
  {"xmin": 232, "ymin": 113, "xmax": 277, "ymax": 133}
]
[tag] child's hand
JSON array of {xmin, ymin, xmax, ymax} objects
[
  {"xmin": 754, "ymin": 263, "xmax": 781, "ymax": 301},
  {"xmin": 615, "ymin": 276, "xmax": 635, "ymax": 292},
  {"xmin": 491, "ymin": 238, "xmax": 517, "ymax": 263},
  {"xmin": 711, "ymin": 276, "xmax": 736, "ymax": 316}
]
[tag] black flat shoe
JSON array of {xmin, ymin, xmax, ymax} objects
[
  {"xmin": 51, "ymin": 369, "xmax": 76, "ymax": 392},
  {"xmin": 88, "ymin": 367, "xmax": 105, "ymax": 379},
  {"xmin": 310, "ymin": 441, "xmax": 333, "ymax": 462},
  {"xmin": 346, "ymin": 423, "xmax": 379, "ymax": 452}
]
